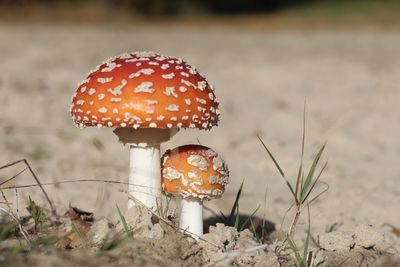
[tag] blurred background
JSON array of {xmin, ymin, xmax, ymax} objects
[{"xmin": 0, "ymin": 0, "xmax": 399, "ymax": 235}]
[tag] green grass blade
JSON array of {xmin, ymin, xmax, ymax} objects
[
  {"xmin": 287, "ymin": 237, "xmax": 304, "ymax": 267},
  {"xmin": 257, "ymin": 135, "xmax": 296, "ymax": 199},
  {"xmin": 234, "ymin": 201, "xmax": 240, "ymax": 229},
  {"xmin": 228, "ymin": 179, "xmax": 244, "ymax": 226},
  {"xmin": 239, "ymin": 205, "xmax": 260, "ymax": 232},
  {"xmin": 295, "ymin": 102, "xmax": 307, "ymax": 201},
  {"xmin": 219, "ymin": 211, "xmax": 227, "ymax": 222},
  {"xmin": 261, "ymin": 188, "xmax": 268, "ymax": 242},
  {"xmin": 249, "ymin": 217, "xmax": 261, "ymax": 244},
  {"xmin": 300, "ymin": 144, "xmax": 326, "ymax": 203},
  {"xmin": 116, "ymin": 205, "xmax": 131, "ymax": 238},
  {"xmin": 302, "ymin": 161, "xmax": 328, "ymax": 204}
]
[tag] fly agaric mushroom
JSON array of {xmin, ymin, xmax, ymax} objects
[
  {"xmin": 70, "ymin": 52, "xmax": 220, "ymax": 210},
  {"xmin": 161, "ymin": 144, "xmax": 229, "ymax": 239}
]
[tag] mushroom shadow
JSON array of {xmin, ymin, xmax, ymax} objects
[{"xmin": 204, "ymin": 214, "xmax": 276, "ymax": 238}]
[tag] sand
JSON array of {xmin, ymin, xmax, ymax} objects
[{"xmin": 0, "ymin": 22, "xmax": 399, "ymax": 265}]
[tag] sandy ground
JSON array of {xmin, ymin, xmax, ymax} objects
[{"xmin": 0, "ymin": 22, "xmax": 399, "ymax": 245}]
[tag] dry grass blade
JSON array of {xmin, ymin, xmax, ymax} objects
[
  {"xmin": 0, "ymin": 167, "xmax": 28, "ymax": 186},
  {"xmin": 257, "ymin": 135, "xmax": 296, "ymax": 199},
  {"xmin": 0, "ymin": 159, "xmax": 55, "ymax": 216}
]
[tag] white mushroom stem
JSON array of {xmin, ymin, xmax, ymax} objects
[
  {"xmin": 113, "ymin": 127, "xmax": 179, "ymax": 210},
  {"xmin": 180, "ymin": 198, "xmax": 203, "ymax": 240},
  {"xmin": 128, "ymin": 144, "xmax": 161, "ymax": 209}
]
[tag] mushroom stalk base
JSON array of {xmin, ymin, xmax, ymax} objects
[
  {"xmin": 128, "ymin": 144, "xmax": 161, "ymax": 210},
  {"xmin": 180, "ymin": 198, "xmax": 203, "ymax": 240}
]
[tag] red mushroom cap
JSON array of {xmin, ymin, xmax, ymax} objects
[
  {"xmin": 70, "ymin": 52, "xmax": 219, "ymax": 129},
  {"xmin": 161, "ymin": 145, "xmax": 229, "ymax": 200}
]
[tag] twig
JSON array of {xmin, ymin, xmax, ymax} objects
[
  {"xmin": 0, "ymin": 206, "xmax": 30, "ymax": 242},
  {"xmin": 0, "ymin": 159, "xmax": 56, "ymax": 216}
]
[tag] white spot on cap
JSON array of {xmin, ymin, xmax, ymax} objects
[
  {"xmin": 107, "ymin": 121, "xmax": 113, "ymax": 126},
  {"xmin": 196, "ymin": 97, "xmax": 207, "ymax": 105},
  {"xmin": 182, "ymin": 116, "xmax": 189, "ymax": 120},
  {"xmin": 162, "ymin": 73, "xmax": 175, "ymax": 79},
  {"xmin": 197, "ymin": 81, "xmax": 207, "ymax": 91},
  {"xmin": 98, "ymin": 94, "xmax": 106, "ymax": 100},
  {"xmin": 88, "ymin": 88, "xmax": 96, "ymax": 95},
  {"xmin": 80, "ymin": 86, "xmax": 87, "ymax": 93},
  {"xmin": 97, "ymin": 77, "xmax": 113, "ymax": 84},
  {"xmin": 170, "ymin": 116, "xmax": 177, "ymax": 121},
  {"xmin": 157, "ymin": 115, "xmax": 165, "ymax": 121},
  {"xmin": 188, "ymin": 171, "xmax": 197, "ymax": 178},
  {"xmin": 146, "ymin": 109, "xmax": 155, "ymax": 114},
  {"xmin": 149, "ymin": 122, "xmax": 157, "ymax": 128},
  {"xmin": 188, "ymin": 66, "xmax": 197, "ymax": 75},
  {"xmin": 156, "ymin": 56, "xmax": 167, "ymax": 61},
  {"xmin": 161, "ymin": 64, "xmax": 170, "ymax": 70},
  {"xmin": 113, "ymin": 108, "xmax": 119, "ymax": 114},
  {"xmin": 119, "ymin": 53, "xmax": 132, "ymax": 59},
  {"xmin": 167, "ymin": 123, "xmax": 173, "ymax": 128},
  {"xmin": 76, "ymin": 99, "xmax": 85, "ymax": 105},
  {"xmin": 166, "ymin": 104, "xmax": 179, "ymax": 112},
  {"xmin": 102, "ymin": 62, "xmax": 121, "ymax": 72},
  {"xmin": 149, "ymin": 61, "xmax": 159, "ymax": 66},
  {"xmin": 185, "ymin": 99, "xmax": 191, "ymax": 105},
  {"xmin": 134, "ymin": 51, "xmax": 157, "ymax": 57},
  {"xmin": 108, "ymin": 79, "xmax": 127, "ymax": 96},
  {"xmin": 180, "ymin": 72, "xmax": 189, "ymax": 77},
  {"xmin": 98, "ymin": 107, "xmax": 107, "ymax": 114},
  {"xmin": 164, "ymin": 87, "xmax": 178, "ymax": 98},
  {"xmin": 181, "ymin": 79, "xmax": 195, "ymax": 88},
  {"xmin": 111, "ymin": 98, "xmax": 122, "ymax": 102},
  {"xmin": 179, "ymin": 86, "xmax": 187, "ymax": 93},
  {"xmin": 134, "ymin": 82, "xmax": 154, "ymax": 93},
  {"xmin": 187, "ymin": 155, "xmax": 209, "ymax": 171},
  {"xmin": 120, "ymin": 122, "xmax": 127, "ymax": 127},
  {"xmin": 163, "ymin": 167, "xmax": 184, "ymax": 181},
  {"xmin": 136, "ymin": 63, "xmax": 142, "ymax": 67},
  {"xmin": 128, "ymin": 68, "xmax": 155, "ymax": 79},
  {"xmin": 89, "ymin": 101, "xmax": 94, "ymax": 105},
  {"xmin": 145, "ymin": 117, "xmax": 152, "ymax": 122},
  {"xmin": 147, "ymin": 99, "xmax": 158, "ymax": 105}
]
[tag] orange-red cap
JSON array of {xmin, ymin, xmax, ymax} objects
[
  {"xmin": 70, "ymin": 52, "xmax": 219, "ymax": 129},
  {"xmin": 161, "ymin": 145, "xmax": 229, "ymax": 200}
]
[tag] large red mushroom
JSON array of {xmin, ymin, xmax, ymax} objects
[{"xmin": 70, "ymin": 51, "xmax": 220, "ymax": 209}]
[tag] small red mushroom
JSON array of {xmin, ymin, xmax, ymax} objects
[{"xmin": 162, "ymin": 145, "xmax": 229, "ymax": 239}]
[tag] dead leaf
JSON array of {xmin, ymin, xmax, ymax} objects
[
  {"xmin": 384, "ymin": 223, "xmax": 400, "ymax": 237},
  {"xmin": 54, "ymin": 204, "xmax": 94, "ymax": 249}
]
